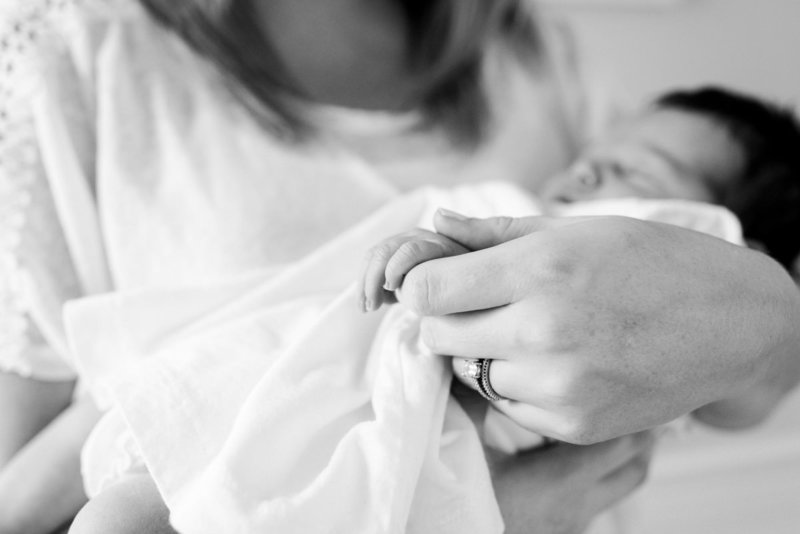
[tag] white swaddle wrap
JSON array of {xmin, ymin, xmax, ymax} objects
[{"xmin": 65, "ymin": 182, "xmax": 742, "ymax": 534}]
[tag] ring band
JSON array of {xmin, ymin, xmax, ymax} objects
[
  {"xmin": 478, "ymin": 358, "xmax": 504, "ymax": 401},
  {"xmin": 459, "ymin": 358, "xmax": 504, "ymax": 402}
]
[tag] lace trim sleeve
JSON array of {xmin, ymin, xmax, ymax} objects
[{"xmin": 0, "ymin": 0, "xmax": 97, "ymax": 380}]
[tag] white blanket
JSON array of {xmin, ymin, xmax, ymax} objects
[{"xmin": 65, "ymin": 182, "xmax": 742, "ymax": 534}]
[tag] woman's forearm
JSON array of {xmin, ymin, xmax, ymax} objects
[
  {"xmin": 692, "ymin": 366, "xmax": 800, "ymax": 429},
  {"xmin": 693, "ymin": 270, "xmax": 800, "ymax": 429},
  {"xmin": 0, "ymin": 396, "xmax": 100, "ymax": 534}
]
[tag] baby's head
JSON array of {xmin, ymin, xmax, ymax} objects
[{"xmin": 539, "ymin": 86, "xmax": 800, "ymax": 268}]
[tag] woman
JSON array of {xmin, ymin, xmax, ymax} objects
[{"xmin": 1, "ymin": 0, "xmax": 650, "ymax": 532}]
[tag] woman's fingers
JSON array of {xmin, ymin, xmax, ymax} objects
[
  {"xmin": 490, "ymin": 432, "xmax": 657, "ymax": 534},
  {"xmin": 367, "ymin": 212, "xmax": 582, "ymax": 315},
  {"xmin": 420, "ymin": 311, "xmax": 510, "ymax": 360},
  {"xmin": 455, "ymin": 353, "xmax": 610, "ymax": 443},
  {"xmin": 418, "ymin": 299, "xmax": 567, "ymax": 360},
  {"xmin": 490, "ymin": 400, "xmax": 572, "ymax": 441},
  {"xmin": 396, "ymin": 247, "xmax": 518, "ymax": 315},
  {"xmin": 578, "ymin": 431, "xmax": 655, "ymax": 480},
  {"xmin": 451, "ymin": 357, "xmax": 553, "ymax": 410},
  {"xmin": 526, "ymin": 431, "xmax": 655, "ymax": 482},
  {"xmin": 433, "ymin": 210, "xmax": 588, "ymax": 250},
  {"xmin": 398, "ymin": 216, "xmax": 590, "ymax": 316}
]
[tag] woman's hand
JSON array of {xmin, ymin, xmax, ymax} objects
[
  {"xmin": 491, "ymin": 432, "xmax": 655, "ymax": 534},
  {"xmin": 397, "ymin": 211, "xmax": 800, "ymax": 443}
]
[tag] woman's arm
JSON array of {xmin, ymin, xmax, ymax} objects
[
  {"xmin": 691, "ymin": 347, "xmax": 800, "ymax": 429},
  {"xmin": 0, "ymin": 395, "xmax": 100, "ymax": 534},
  {"xmin": 692, "ymin": 279, "xmax": 800, "ymax": 430},
  {"xmin": 397, "ymin": 211, "xmax": 800, "ymax": 443}
]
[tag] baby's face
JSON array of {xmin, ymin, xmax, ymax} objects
[{"xmin": 538, "ymin": 108, "xmax": 743, "ymax": 204}]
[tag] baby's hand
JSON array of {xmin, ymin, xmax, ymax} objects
[{"xmin": 360, "ymin": 227, "xmax": 469, "ymax": 312}]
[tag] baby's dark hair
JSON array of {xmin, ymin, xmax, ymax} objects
[{"xmin": 655, "ymin": 86, "xmax": 800, "ymax": 269}]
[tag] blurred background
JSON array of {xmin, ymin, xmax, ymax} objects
[{"xmin": 545, "ymin": 0, "xmax": 800, "ymax": 105}]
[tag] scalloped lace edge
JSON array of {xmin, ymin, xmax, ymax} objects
[{"xmin": 0, "ymin": 0, "xmax": 96, "ymax": 376}]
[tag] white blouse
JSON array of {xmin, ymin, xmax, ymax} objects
[{"xmin": 0, "ymin": 0, "xmax": 590, "ymax": 379}]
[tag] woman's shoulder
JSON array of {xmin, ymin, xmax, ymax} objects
[
  {"xmin": 0, "ymin": 0, "xmax": 187, "ymax": 98},
  {"xmin": 55, "ymin": 0, "xmax": 181, "ymax": 55},
  {"xmin": 0, "ymin": 0, "xmax": 151, "ymax": 55}
]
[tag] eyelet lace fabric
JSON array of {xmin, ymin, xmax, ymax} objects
[{"xmin": 0, "ymin": 0, "xmax": 104, "ymax": 378}]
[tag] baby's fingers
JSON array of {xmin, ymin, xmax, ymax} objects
[
  {"xmin": 361, "ymin": 231, "xmax": 429, "ymax": 311},
  {"xmin": 360, "ymin": 229, "xmax": 467, "ymax": 313},
  {"xmin": 385, "ymin": 238, "xmax": 468, "ymax": 291},
  {"xmin": 361, "ymin": 238, "xmax": 402, "ymax": 312}
]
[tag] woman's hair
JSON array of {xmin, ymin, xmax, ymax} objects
[
  {"xmin": 138, "ymin": 0, "xmax": 541, "ymax": 145},
  {"xmin": 656, "ymin": 87, "xmax": 800, "ymax": 269}
]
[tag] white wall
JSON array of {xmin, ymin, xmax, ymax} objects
[{"xmin": 546, "ymin": 0, "xmax": 800, "ymax": 106}]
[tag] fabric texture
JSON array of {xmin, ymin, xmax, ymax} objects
[
  {"xmin": 69, "ymin": 183, "xmax": 539, "ymax": 534},
  {"xmin": 66, "ymin": 184, "xmax": 742, "ymax": 534},
  {"xmin": 0, "ymin": 0, "xmax": 105, "ymax": 379}
]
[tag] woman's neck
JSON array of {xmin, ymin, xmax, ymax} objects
[{"xmin": 255, "ymin": 0, "xmax": 422, "ymax": 111}]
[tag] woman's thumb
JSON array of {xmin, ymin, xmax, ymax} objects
[{"xmin": 433, "ymin": 209, "xmax": 551, "ymax": 250}]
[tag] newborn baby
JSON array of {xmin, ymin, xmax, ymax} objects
[{"xmin": 361, "ymin": 86, "xmax": 800, "ymax": 446}]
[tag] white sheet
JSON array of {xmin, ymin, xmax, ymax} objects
[{"xmin": 65, "ymin": 183, "xmax": 743, "ymax": 534}]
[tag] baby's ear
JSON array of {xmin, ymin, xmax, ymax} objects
[
  {"xmin": 744, "ymin": 238, "xmax": 769, "ymax": 255},
  {"xmin": 791, "ymin": 253, "xmax": 800, "ymax": 286}
]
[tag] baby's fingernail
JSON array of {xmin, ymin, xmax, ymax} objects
[
  {"xmin": 364, "ymin": 298, "xmax": 374, "ymax": 313},
  {"xmin": 358, "ymin": 294, "xmax": 367, "ymax": 313},
  {"xmin": 383, "ymin": 281, "xmax": 395, "ymax": 291},
  {"xmin": 437, "ymin": 208, "xmax": 467, "ymax": 221}
]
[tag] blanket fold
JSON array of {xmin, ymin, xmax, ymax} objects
[{"xmin": 65, "ymin": 183, "xmax": 742, "ymax": 534}]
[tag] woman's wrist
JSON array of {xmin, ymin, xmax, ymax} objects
[
  {"xmin": 746, "ymin": 252, "xmax": 800, "ymax": 397},
  {"xmin": 695, "ymin": 251, "xmax": 800, "ymax": 429}
]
